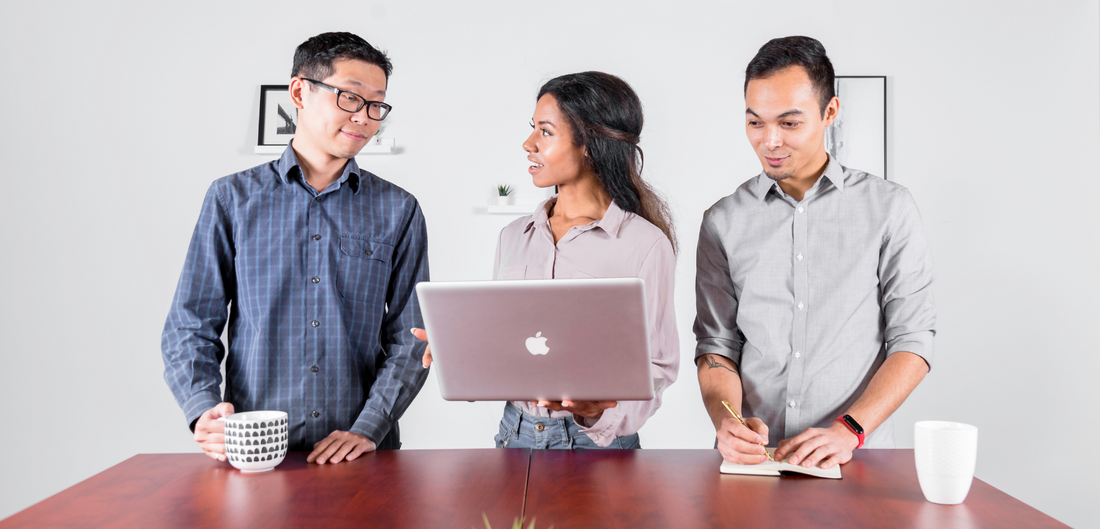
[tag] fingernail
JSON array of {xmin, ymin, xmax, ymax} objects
[{"xmin": 789, "ymin": 457, "xmax": 798, "ymax": 464}]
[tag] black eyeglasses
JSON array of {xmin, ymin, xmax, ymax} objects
[{"xmin": 301, "ymin": 78, "xmax": 392, "ymax": 121}]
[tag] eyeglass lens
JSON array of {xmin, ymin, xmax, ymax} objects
[{"xmin": 335, "ymin": 91, "xmax": 389, "ymax": 120}]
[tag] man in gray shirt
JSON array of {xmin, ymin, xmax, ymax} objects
[{"xmin": 695, "ymin": 36, "xmax": 935, "ymax": 470}]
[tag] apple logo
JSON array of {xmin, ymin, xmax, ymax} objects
[{"xmin": 525, "ymin": 331, "xmax": 550, "ymax": 355}]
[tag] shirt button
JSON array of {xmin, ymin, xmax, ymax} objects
[
  {"xmin": 312, "ymin": 234, "xmax": 322, "ymax": 241},
  {"xmin": 312, "ymin": 277, "xmax": 320, "ymax": 284},
  {"xmin": 789, "ymin": 401, "xmax": 797, "ymax": 408},
  {"xmin": 797, "ymin": 207, "xmax": 804, "ymax": 213},
  {"xmin": 794, "ymin": 351, "xmax": 801, "ymax": 359},
  {"xmin": 364, "ymin": 249, "xmax": 373, "ymax": 256},
  {"xmin": 797, "ymin": 302, "xmax": 804, "ymax": 310},
  {"xmin": 535, "ymin": 423, "xmax": 546, "ymax": 432},
  {"xmin": 796, "ymin": 253, "xmax": 803, "ymax": 261},
  {"xmin": 310, "ymin": 365, "xmax": 319, "ymax": 373},
  {"xmin": 311, "ymin": 411, "xmax": 320, "ymax": 418},
  {"xmin": 315, "ymin": 196, "xmax": 323, "ymax": 202},
  {"xmin": 311, "ymin": 320, "xmax": 320, "ymax": 327}
]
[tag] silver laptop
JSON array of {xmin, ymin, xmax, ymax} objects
[{"xmin": 416, "ymin": 278, "xmax": 654, "ymax": 402}]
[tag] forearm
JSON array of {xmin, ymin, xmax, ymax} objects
[
  {"xmin": 579, "ymin": 360, "xmax": 677, "ymax": 445},
  {"xmin": 697, "ymin": 354, "xmax": 745, "ymax": 431},
  {"xmin": 844, "ymin": 351, "xmax": 928, "ymax": 436},
  {"xmin": 355, "ymin": 200, "xmax": 430, "ymax": 442},
  {"xmin": 354, "ymin": 341, "xmax": 429, "ymax": 442}
]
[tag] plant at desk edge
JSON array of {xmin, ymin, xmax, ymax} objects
[
  {"xmin": 497, "ymin": 184, "xmax": 513, "ymax": 197},
  {"xmin": 478, "ymin": 513, "xmax": 551, "ymax": 529}
]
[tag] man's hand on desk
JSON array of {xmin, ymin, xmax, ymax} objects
[
  {"xmin": 308, "ymin": 431, "xmax": 377, "ymax": 464},
  {"xmin": 716, "ymin": 416, "xmax": 771, "ymax": 464},
  {"xmin": 774, "ymin": 421, "xmax": 858, "ymax": 470},
  {"xmin": 194, "ymin": 402, "xmax": 235, "ymax": 462},
  {"xmin": 532, "ymin": 400, "xmax": 617, "ymax": 420}
]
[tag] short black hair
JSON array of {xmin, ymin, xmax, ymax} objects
[
  {"xmin": 291, "ymin": 32, "xmax": 392, "ymax": 81},
  {"xmin": 744, "ymin": 36, "xmax": 834, "ymax": 117}
]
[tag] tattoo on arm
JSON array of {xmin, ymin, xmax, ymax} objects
[{"xmin": 703, "ymin": 355, "xmax": 738, "ymax": 374}]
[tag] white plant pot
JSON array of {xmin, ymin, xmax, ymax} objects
[{"xmin": 496, "ymin": 195, "xmax": 513, "ymax": 206}]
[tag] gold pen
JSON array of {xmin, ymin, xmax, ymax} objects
[{"xmin": 721, "ymin": 400, "xmax": 775, "ymax": 461}]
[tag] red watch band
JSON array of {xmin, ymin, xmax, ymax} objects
[{"xmin": 835, "ymin": 416, "xmax": 865, "ymax": 449}]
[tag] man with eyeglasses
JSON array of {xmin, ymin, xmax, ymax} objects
[{"xmin": 162, "ymin": 32, "xmax": 429, "ymax": 465}]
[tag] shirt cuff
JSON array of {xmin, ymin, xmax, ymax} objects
[
  {"xmin": 351, "ymin": 406, "xmax": 391, "ymax": 446},
  {"xmin": 578, "ymin": 405, "xmax": 626, "ymax": 447},
  {"xmin": 887, "ymin": 330, "xmax": 935, "ymax": 370},
  {"xmin": 183, "ymin": 391, "xmax": 222, "ymax": 432},
  {"xmin": 694, "ymin": 338, "xmax": 742, "ymax": 364}
]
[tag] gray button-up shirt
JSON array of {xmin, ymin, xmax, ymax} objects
[{"xmin": 694, "ymin": 158, "xmax": 935, "ymax": 447}]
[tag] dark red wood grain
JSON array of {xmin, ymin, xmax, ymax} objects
[
  {"xmin": 524, "ymin": 449, "xmax": 1069, "ymax": 529},
  {"xmin": 0, "ymin": 449, "xmax": 530, "ymax": 529},
  {"xmin": 2, "ymin": 449, "xmax": 1069, "ymax": 529}
]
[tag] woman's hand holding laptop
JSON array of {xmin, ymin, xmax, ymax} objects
[
  {"xmin": 530, "ymin": 399, "xmax": 618, "ymax": 420},
  {"xmin": 411, "ymin": 328, "xmax": 433, "ymax": 368}
]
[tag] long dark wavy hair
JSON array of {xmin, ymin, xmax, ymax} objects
[{"xmin": 538, "ymin": 71, "xmax": 677, "ymax": 253}]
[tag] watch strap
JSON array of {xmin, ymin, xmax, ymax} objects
[{"xmin": 835, "ymin": 415, "xmax": 865, "ymax": 449}]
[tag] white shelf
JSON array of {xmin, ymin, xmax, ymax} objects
[
  {"xmin": 487, "ymin": 204, "xmax": 535, "ymax": 215},
  {"xmin": 254, "ymin": 137, "xmax": 395, "ymax": 155}
]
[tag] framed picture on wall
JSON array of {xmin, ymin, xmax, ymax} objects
[
  {"xmin": 257, "ymin": 85, "xmax": 298, "ymax": 146},
  {"xmin": 824, "ymin": 76, "xmax": 887, "ymax": 179}
]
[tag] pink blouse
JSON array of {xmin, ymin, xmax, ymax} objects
[{"xmin": 494, "ymin": 197, "xmax": 679, "ymax": 447}]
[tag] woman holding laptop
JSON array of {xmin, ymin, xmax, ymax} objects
[{"xmin": 415, "ymin": 71, "xmax": 678, "ymax": 449}]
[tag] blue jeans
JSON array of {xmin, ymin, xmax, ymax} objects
[{"xmin": 494, "ymin": 402, "xmax": 641, "ymax": 449}]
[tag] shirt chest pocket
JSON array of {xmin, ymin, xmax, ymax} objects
[
  {"xmin": 498, "ymin": 265, "xmax": 526, "ymax": 280},
  {"xmin": 336, "ymin": 236, "xmax": 394, "ymax": 303}
]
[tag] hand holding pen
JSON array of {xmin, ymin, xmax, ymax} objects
[{"xmin": 721, "ymin": 400, "xmax": 775, "ymax": 462}]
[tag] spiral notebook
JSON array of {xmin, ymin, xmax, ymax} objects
[{"xmin": 719, "ymin": 448, "xmax": 842, "ymax": 479}]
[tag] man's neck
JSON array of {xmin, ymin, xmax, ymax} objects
[
  {"xmin": 775, "ymin": 151, "xmax": 829, "ymax": 202},
  {"xmin": 291, "ymin": 137, "xmax": 349, "ymax": 194}
]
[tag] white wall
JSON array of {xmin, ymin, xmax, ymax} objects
[{"xmin": 1, "ymin": 1, "xmax": 1097, "ymax": 526}]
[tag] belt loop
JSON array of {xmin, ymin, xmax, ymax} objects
[{"xmin": 504, "ymin": 402, "xmax": 522, "ymax": 436}]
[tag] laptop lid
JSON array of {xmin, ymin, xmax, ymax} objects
[{"xmin": 416, "ymin": 278, "xmax": 654, "ymax": 402}]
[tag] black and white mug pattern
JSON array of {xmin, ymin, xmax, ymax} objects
[{"xmin": 225, "ymin": 416, "xmax": 289, "ymax": 464}]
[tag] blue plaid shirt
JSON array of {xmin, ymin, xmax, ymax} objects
[{"xmin": 162, "ymin": 144, "xmax": 429, "ymax": 450}]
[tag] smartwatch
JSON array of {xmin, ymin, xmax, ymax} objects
[{"xmin": 835, "ymin": 414, "xmax": 865, "ymax": 449}]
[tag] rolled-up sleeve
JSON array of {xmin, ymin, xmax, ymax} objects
[
  {"xmin": 580, "ymin": 236, "xmax": 679, "ymax": 446},
  {"xmin": 693, "ymin": 210, "xmax": 745, "ymax": 365},
  {"xmin": 161, "ymin": 183, "xmax": 235, "ymax": 429},
  {"xmin": 879, "ymin": 189, "xmax": 936, "ymax": 368},
  {"xmin": 352, "ymin": 200, "xmax": 431, "ymax": 444}
]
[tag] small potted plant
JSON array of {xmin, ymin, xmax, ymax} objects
[{"xmin": 496, "ymin": 184, "xmax": 513, "ymax": 205}]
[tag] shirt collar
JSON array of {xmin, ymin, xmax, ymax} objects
[
  {"xmin": 751, "ymin": 154, "xmax": 845, "ymax": 201},
  {"xmin": 275, "ymin": 140, "xmax": 362, "ymax": 195},
  {"xmin": 523, "ymin": 196, "xmax": 627, "ymax": 238}
]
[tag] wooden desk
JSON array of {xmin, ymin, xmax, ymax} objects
[
  {"xmin": 525, "ymin": 449, "xmax": 1067, "ymax": 528},
  {"xmin": 0, "ymin": 450, "xmax": 530, "ymax": 529},
  {"xmin": 1, "ymin": 449, "xmax": 1067, "ymax": 528}
]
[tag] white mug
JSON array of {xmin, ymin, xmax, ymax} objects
[
  {"xmin": 220, "ymin": 411, "xmax": 289, "ymax": 472},
  {"xmin": 914, "ymin": 421, "xmax": 978, "ymax": 504}
]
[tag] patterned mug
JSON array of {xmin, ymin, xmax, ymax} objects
[{"xmin": 220, "ymin": 411, "xmax": 290, "ymax": 472}]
